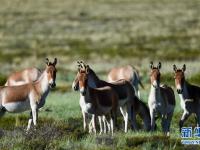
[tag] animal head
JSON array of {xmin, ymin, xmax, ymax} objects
[
  {"xmin": 149, "ymin": 61, "xmax": 161, "ymax": 88},
  {"xmin": 173, "ymin": 64, "xmax": 186, "ymax": 94},
  {"xmin": 45, "ymin": 58, "xmax": 57, "ymax": 88},
  {"xmin": 72, "ymin": 61, "xmax": 90, "ymax": 95}
]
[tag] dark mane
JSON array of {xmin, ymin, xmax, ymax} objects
[{"xmin": 88, "ymin": 68, "xmax": 100, "ymax": 80}]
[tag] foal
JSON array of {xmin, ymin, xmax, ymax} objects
[
  {"xmin": 0, "ymin": 58, "xmax": 57, "ymax": 131},
  {"xmin": 148, "ymin": 62, "xmax": 175, "ymax": 135},
  {"xmin": 76, "ymin": 66, "xmax": 118, "ymax": 135},
  {"xmin": 73, "ymin": 61, "xmax": 142, "ymax": 132},
  {"xmin": 173, "ymin": 64, "xmax": 200, "ymax": 131}
]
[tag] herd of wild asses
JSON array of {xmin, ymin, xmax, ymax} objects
[{"xmin": 0, "ymin": 58, "xmax": 199, "ymax": 136}]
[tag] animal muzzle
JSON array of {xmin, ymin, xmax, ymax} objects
[
  {"xmin": 72, "ymin": 82, "xmax": 79, "ymax": 91},
  {"xmin": 177, "ymin": 89, "xmax": 183, "ymax": 94},
  {"xmin": 50, "ymin": 82, "xmax": 56, "ymax": 88}
]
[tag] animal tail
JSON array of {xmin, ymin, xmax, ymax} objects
[
  {"xmin": 134, "ymin": 69, "xmax": 144, "ymax": 89},
  {"xmin": 138, "ymin": 79, "xmax": 144, "ymax": 89}
]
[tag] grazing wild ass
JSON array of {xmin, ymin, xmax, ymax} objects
[
  {"xmin": 148, "ymin": 62, "xmax": 175, "ymax": 135},
  {"xmin": 173, "ymin": 64, "xmax": 200, "ymax": 131},
  {"xmin": 0, "ymin": 58, "xmax": 57, "ymax": 131},
  {"xmin": 5, "ymin": 67, "xmax": 42, "ymax": 86},
  {"xmin": 73, "ymin": 61, "xmax": 151, "ymax": 132},
  {"xmin": 75, "ymin": 65, "xmax": 118, "ymax": 135},
  {"xmin": 108, "ymin": 65, "xmax": 144, "ymax": 98}
]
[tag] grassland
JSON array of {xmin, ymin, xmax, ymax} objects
[
  {"xmin": 0, "ymin": 0, "xmax": 200, "ymax": 149},
  {"xmin": 0, "ymin": 91, "xmax": 199, "ymax": 150}
]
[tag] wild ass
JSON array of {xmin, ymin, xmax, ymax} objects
[
  {"xmin": 5, "ymin": 67, "xmax": 42, "ymax": 86},
  {"xmin": 107, "ymin": 65, "xmax": 144, "ymax": 98},
  {"xmin": 0, "ymin": 58, "xmax": 57, "ymax": 131},
  {"xmin": 173, "ymin": 64, "xmax": 200, "ymax": 131},
  {"xmin": 148, "ymin": 62, "xmax": 175, "ymax": 135},
  {"xmin": 73, "ymin": 61, "xmax": 150, "ymax": 132},
  {"xmin": 75, "ymin": 66, "xmax": 118, "ymax": 135}
]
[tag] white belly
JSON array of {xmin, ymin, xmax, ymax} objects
[
  {"xmin": 79, "ymin": 97, "xmax": 94, "ymax": 114},
  {"xmin": 3, "ymin": 101, "xmax": 30, "ymax": 113}
]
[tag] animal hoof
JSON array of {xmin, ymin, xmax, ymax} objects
[
  {"xmin": 166, "ymin": 132, "xmax": 170, "ymax": 137},
  {"xmin": 25, "ymin": 130, "xmax": 29, "ymax": 134}
]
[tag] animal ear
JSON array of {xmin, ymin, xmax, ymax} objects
[
  {"xmin": 77, "ymin": 61, "xmax": 84, "ymax": 70},
  {"xmin": 53, "ymin": 58, "xmax": 57, "ymax": 66},
  {"xmin": 173, "ymin": 64, "xmax": 177, "ymax": 72},
  {"xmin": 45, "ymin": 58, "xmax": 50, "ymax": 66},
  {"xmin": 150, "ymin": 61, "xmax": 154, "ymax": 69},
  {"xmin": 182, "ymin": 64, "xmax": 186, "ymax": 72},
  {"xmin": 157, "ymin": 62, "xmax": 161, "ymax": 69}
]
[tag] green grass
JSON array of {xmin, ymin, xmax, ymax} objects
[
  {"xmin": 0, "ymin": 91, "xmax": 199, "ymax": 150},
  {"xmin": 1, "ymin": 0, "xmax": 200, "ymax": 73},
  {"xmin": 1, "ymin": 0, "xmax": 200, "ymax": 149}
]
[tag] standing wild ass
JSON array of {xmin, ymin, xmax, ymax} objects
[
  {"xmin": 5, "ymin": 67, "xmax": 41, "ymax": 86},
  {"xmin": 107, "ymin": 65, "xmax": 144, "ymax": 98},
  {"xmin": 73, "ymin": 61, "xmax": 150, "ymax": 132},
  {"xmin": 148, "ymin": 62, "xmax": 175, "ymax": 135},
  {"xmin": 0, "ymin": 58, "xmax": 57, "ymax": 131},
  {"xmin": 173, "ymin": 64, "xmax": 200, "ymax": 131},
  {"xmin": 75, "ymin": 65, "xmax": 118, "ymax": 135}
]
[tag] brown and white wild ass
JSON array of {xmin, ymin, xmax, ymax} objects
[
  {"xmin": 5, "ymin": 67, "xmax": 41, "ymax": 86},
  {"xmin": 173, "ymin": 64, "xmax": 200, "ymax": 131},
  {"xmin": 107, "ymin": 65, "xmax": 144, "ymax": 98},
  {"xmin": 73, "ymin": 61, "xmax": 150, "ymax": 132},
  {"xmin": 75, "ymin": 65, "xmax": 118, "ymax": 135},
  {"xmin": 0, "ymin": 58, "xmax": 57, "ymax": 131},
  {"xmin": 148, "ymin": 62, "xmax": 175, "ymax": 135}
]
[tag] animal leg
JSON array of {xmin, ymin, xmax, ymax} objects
[
  {"xmin": 31, "ymin": 105, "xmax": 38, "ymax": 129},
  {"xmin": 179, "ymin": 111, "xmax": 191, "ymax": 132},
  {"xmin": 26, "ymin": 111, "xmax": 33, "ymax": 132},
  {"xmin": 0, "ymin": 107, "xmax": 6, "ymax": 118},
  {"xmin": 195, "ymin": 112, "xmax": 200, "ymax": 127},
  {"xmin": 102, "ymin": 115, "xmax": 107, "ymax": 133},
  {"xmin": 92, "ymin": 114, "xmax": 97, "ymax": 134},
  {"xmin": 149, "ymin": 109, "xmax": 156, "ymax": 131},
  {"xmin": 109, "ymin": 113, "xmax": 114, "ymax": 136},
  {"xmin": 161, "ymin": 116, "xmax": 167, "ymax": 134},
  {"xmin": 129, "ymin": 105, "xmax": 138, "ymax": 131},
  {"xmin": 120, "ymin": 106, "xmax": 128, "ymax": 132},
  {"xmin": 82, "ymin": 110, "xmax": 87, "ymax": 131},
  {"xmin": 98, "ymin": 116, "xmax": 103, "ymax": 134},
  {"xmin": 89, "ymin": 118, "xmax": 93, "ymax": 133},
  {"xmin": 137, "ymin": 91, "xmax": 141, "ymax": 99},
  {"xmin": 104, "ymin": 115, "xmax": 111, "ymax": 133},
  {"xmin": 166, "ymin": 111, "xmax": 174, "ymax": 136}
]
